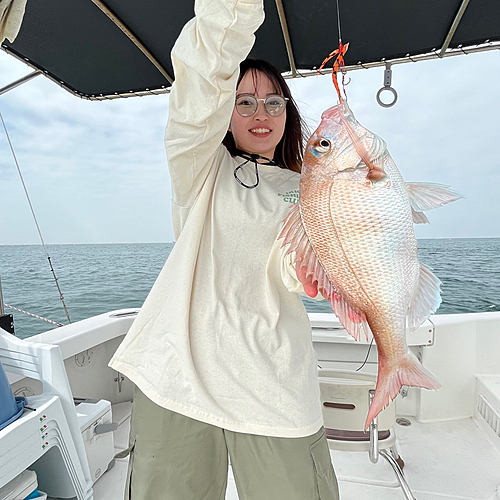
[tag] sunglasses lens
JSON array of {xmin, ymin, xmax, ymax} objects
[
  {"xmin": 236, "ymin": 96, "xmax": 258, "ymax": 117},
  {"xmin": 265, "ymin": 95, "xmax": 286, "ymax": 116}
]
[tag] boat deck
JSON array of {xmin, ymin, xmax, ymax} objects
[
  {"xmin": 80, "ymin": 406, "xmax": 500, "ymax": 500},
  {"xmin": 15, "ymin": 310, "xmax": 498, "ymax": 500}
]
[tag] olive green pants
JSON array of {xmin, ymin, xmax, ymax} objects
[{"xmin": 122, "ymin": 388, "xmax": 339, "ymax": 500}]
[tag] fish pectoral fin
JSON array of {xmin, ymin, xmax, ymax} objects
[
  {"xmin": 411, "ymin": 207, "xmax": 430, "ymax": 224},
  {"xmin": 406, "ymin": 182, "xmax": 463, "ymax": 212},
  {"xmin": 407, "ymin": 263, "xmax": 442, "ymax": 331},
  {"xmin": 325, "ymin": 290, "xmax": 372, "ymax": 342},
  {"xmin": 279, "ymin": 204, "xmax": 371, "ymax": 342}
]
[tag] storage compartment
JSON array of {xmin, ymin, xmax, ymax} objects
[
  {"xmin": 76, "ymin": 400, "xmax": 115, "ymax": 484},
  {"xmin": 0, "ymin": 469, "xmax": 42, "ymax": 500}
]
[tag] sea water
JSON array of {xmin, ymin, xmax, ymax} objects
[{"xmin": 0, "ymin": 238, "xmax": 499, "ymax": 339}]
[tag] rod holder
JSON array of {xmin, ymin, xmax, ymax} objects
[{"xmin": 0, "ymin": 275, "xmax": 14, "ymax": 335}]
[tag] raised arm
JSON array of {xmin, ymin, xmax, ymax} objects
[{"xmin": 165, "ymin": 0, "xmax": 264, "ymax": 210}]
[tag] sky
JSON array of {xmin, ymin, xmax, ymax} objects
[{"xmin": 0, "ymin": 47, "xmax": 499, "ymax": 245}]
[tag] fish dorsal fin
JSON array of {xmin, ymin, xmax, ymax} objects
[
  {"xmin": 411, "ymin": 207, "xmax": 430, "ymax": 224},
  {"xmin": 407, "ymin": 262, "xmax": 442, "ymax": 331},
  {"xmin": 406, "ymin": 182, "xmax": 463, "ymax": 212},
  {"xmin": 279, "ymin": 204, "xmax": 372, "ymax": 342}
]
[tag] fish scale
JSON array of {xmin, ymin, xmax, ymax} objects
[{"xmin": 304, "ymin": 168, "xmax": 418, "ymax": 323}]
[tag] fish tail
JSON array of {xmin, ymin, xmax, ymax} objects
[{"xmin": 364, "ymin": 350, "xmax": 440, "ymax": 430}]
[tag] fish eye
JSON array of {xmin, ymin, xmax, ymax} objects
[{"xmin": 314, "ymin": 138, "xmax": 331, "ymax": 154}]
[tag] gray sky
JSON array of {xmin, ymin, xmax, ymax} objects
[{"xmin": 1, "ymin": 48, "xmax": 499, "ymax": 244}]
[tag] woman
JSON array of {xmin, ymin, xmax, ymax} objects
[{"xmin": 109, "ymin": 0, "xmax": 339, "ymax": 498}]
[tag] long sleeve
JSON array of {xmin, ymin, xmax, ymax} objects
[
  {"xmin": 0, "ymin": 0, "xmax": 27, "ymax": 43},
  {"xmin": 165, "ymin": 0, "xmax": 265, "ymax": 234}
]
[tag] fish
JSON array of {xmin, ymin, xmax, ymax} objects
[{"xmin": 279, "ymin": 101, "xmax": 462, "ymax": 428}]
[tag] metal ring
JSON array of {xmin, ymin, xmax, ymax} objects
[{"xmin": 376, "ymin": 86, "xmax": 398, "ymax": 108}]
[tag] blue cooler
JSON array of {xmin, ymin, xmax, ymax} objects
[{"xmin": 0, "ymin": 359, "xmax": 27, "ymax": 431}]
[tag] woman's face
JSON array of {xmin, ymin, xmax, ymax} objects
[{"xmin": 229, "ymin": 70, "xmax": 287, "ymax": 160}]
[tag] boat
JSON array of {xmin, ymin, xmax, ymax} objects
[
  {"xmin": 2, "ymin": 309, "xmax": 500, "ymax": 499},
  {"xmin": 1, "ymin": 1, "xmax": 500, "ymax": 499}
]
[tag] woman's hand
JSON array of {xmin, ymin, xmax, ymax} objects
[{"xmin": 295, "ymin": 263, "xmax": 318, "ymax": 298}]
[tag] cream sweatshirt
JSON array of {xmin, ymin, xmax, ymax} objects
[
  {"xmin": 0, "ymin": 0, "xmax": 27, "ymax": 43},
  {"xmin": 109, "ymin": 0, "xmax": 324, "ymax": 438}
]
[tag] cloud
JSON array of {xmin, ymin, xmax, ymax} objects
[{"xmin": 1, "ymin": 51, "xmax": 172, "ymax": 244}]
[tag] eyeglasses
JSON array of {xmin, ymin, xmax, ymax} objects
[{"xmin": 235, "ymin": 94, "xmax": 289, "ymax": 117}]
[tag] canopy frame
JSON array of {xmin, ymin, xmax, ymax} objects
[
  {"xmin": 274, "ymin": 0, "xmax": 297, "ymax": 77},
  {"xmin": 439, "ymin": 0, "xmax": 471, "ymax": 57},
  {"xmin": 2, "ymin": 40, "xmax": 499, "ymax": 100},
  {"xmin": 90, "ymin": 0, "xmax": 173, "ymax": 84}
]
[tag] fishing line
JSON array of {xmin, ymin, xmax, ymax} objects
[
  {"xmin": 335, "ymin": 0, "xmax": 342, "ymax": 44},
  {"xmin": 356, "ymin": 337, "xmax": 375, "ymax": 371},
  {"xmin": 335, "ymin": 0, "xmax": 350, "ymax": 98},
  {"xmin": 318, "ymin": 0, "xmax": 350, "ymax": 102},
  {"xmin": 0, "ymin": 110, "xmax": 71, "ymax": 324}
]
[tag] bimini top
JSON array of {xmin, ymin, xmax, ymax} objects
[{"xmin": 2, "ymin": 0, "xmax": 500, "ymax": 100}]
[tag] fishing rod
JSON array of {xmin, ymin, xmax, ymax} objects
[{"xmin": 0, "ymin": 110, "xmax": 71, "ymax": 326}]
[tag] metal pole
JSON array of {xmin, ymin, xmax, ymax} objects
[
  {"xmin": 368, "ymin": 389, "xmax": 379, "ymax": 463},
  {"xmin": 379, "ymin": 450, "xmax": 416, "ymax": 500},
  {"xmin": 274, "ymin": 0, "xmax": 298, "ymax": 77},
  {"xmin": 0, "ymin": 70, "xmax": 42, "ymax": 97},
  {"xmin": 90, "ymin": 0, "xmax": 173, "ymax": 84},
  {"xmin": 284, "ymin": 42, "xmax": 500, "ymax": 80},
  {"xmin": 0, "ymin": 274, "xmax": 4, "ymax": 316},
  {"xmin": 439, "ymin": 0, "xmax": 471, "ymax": 58}
]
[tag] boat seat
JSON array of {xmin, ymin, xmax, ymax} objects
[
  {"xmin": 0, "ymin": 328, "xmax": 94, "ymax": 500},
  {"xmin": 318, "ymin": 369, "xmax": 415, "ymax": 500}
]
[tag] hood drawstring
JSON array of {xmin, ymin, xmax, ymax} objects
[{"xmin": 233, "ymin": 152, "xmax": 279, "ymax": 189}]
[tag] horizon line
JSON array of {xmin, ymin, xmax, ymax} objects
[{"xmin": 1, "ymin": 236, "xmax": 500, "ymax": 246}]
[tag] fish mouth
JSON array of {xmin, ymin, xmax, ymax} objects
[
  {"xmin": 321, "ymin": 101, "xmax": 352, "ymax": 119},
  {"xmin": 321, "ymin": 105, "xmax": 343, "ymax": 121}
]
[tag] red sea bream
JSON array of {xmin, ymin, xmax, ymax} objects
[{"xmin": 280, "ymin": 101, "xmax": 462, "ymax": 428}]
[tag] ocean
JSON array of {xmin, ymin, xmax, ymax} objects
[{"xmin": 1, "ymin": 239, "xmax": 499, "ymax": 339}]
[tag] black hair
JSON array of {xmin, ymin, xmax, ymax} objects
[{"xmin": 222, "ymin": 59, "xmax": 309, "ymax": 173}]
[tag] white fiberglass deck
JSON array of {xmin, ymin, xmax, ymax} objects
[{"xmin": 85, "ymin": 406, "xmax": 500, "ymax": 500}]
